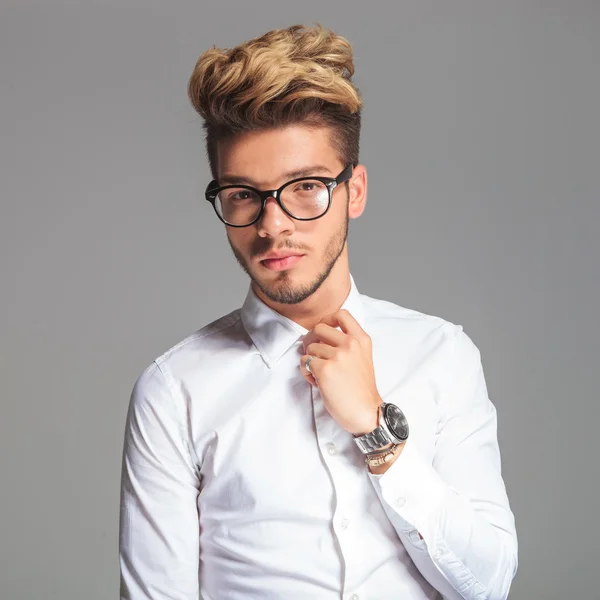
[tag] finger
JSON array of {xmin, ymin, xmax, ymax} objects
[
  {"xmin": 303, "ymin": 323, "xmax": 345, "ymax": 351},
  {"xmin": 301, "ymin": 354, "xmax": 324, "ymax": 378},
  {"xmin": 303, "ymin": 369, "xmax": 318, "ymax": 387},
  {"xmin": 300, "ymin": 354, "xmax": 325, "ymax": 376},
  {"xmin": 319, "ymin": 309, "xmax": 369, "ymax": 342},
  {"xmin": 304, "ymin": 341, "xmax": 336, "ymax": 360}
]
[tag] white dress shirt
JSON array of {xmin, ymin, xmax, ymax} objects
[{"xmin": 119, "ymin": 274, "xmax": 517, "ymax": 600}]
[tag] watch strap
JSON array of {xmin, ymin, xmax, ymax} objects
[{"xmin": 353, "ymin": 424, "xmax": 393, "ymax": 454}]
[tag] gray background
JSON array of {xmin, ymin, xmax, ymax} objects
[{"xmin": 1, "ymin": 1, "xmax": 598, "ymax": 598}]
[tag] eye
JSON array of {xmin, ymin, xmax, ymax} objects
[
  {"xmin": 228, "ymin": 190, "xmax": 254, "ymax": 201},
  {"xmin": 295, "ymin": 182, "xmax": 317, "ymax": 192}
]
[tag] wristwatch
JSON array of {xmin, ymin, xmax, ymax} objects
[{"xmin": 353, "ymin": 402, "xmax": 409, "ymax": 455}]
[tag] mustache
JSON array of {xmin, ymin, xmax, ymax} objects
[{"xmin": 250, "ymin": 240, "xmax": 309, "ymax": 257}]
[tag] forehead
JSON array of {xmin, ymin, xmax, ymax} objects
[{"xmin": 216, "ymin": 124, "xmax": 340, "ymax": 186}]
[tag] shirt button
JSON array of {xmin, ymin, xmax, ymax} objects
[
  {"xmin": 326, "ymin": 443, "xmax": 338, "ymax": 456},
  {"xmin": 395, "ymin": 497, "xmax": 406, "ymax": 507},
  {"xmin": 341, "ymin": 518, "xmax": 350, "ymax": 530},
  {"xmin": 434, "ymin": 549, "xmax": 443, "ymax": 560},
  {"xmin": 350, "ymin": 595, "xmax": 360, "ymax": 600},
  {"xmin": 409, "ymin": 530, "xmax": 424, "ymax": 544}
]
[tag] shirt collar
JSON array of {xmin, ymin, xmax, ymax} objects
[{"xmin": 241, "ymin": 274, "xmax": 366, "ymax": 368}]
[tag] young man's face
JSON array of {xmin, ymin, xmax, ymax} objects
[{"xmin": 215, "ymin": 124, "xmax": 366, "ymax": 305}]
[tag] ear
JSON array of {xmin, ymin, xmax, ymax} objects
[{"xmin": 347, "ymin": 164, "xmax": 367, "ymax": 219}]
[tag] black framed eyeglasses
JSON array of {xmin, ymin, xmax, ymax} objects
[{"xmin": 204, "ymin": 164, "xmax": 354, "ymax": 227}]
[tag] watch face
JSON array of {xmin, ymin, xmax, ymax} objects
[{"xmin": 384, "ymin": 404, "xmax": 409, "ymax": 441}]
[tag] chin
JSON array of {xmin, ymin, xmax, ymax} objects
[
  {"xmin": 255, "ymin": 265, "xmax": 332, "ymax": 306},
  {"xmin": 254, "ymin": 272, "xmax": 304, "ymax": 304}
]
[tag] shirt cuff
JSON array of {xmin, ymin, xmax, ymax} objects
[{"xmin": 368, "ymin": 438, "xmax": 452, "ymax": 540}]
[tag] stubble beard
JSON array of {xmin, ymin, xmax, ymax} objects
[{"xmin": 228, "ymin": 213, "xmax": 349, "ymax": 305}]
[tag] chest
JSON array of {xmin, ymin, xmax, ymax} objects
[{"xmin": 194, "ymin": 333, "xmax": 442, "ymax": 526}]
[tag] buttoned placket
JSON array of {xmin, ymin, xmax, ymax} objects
[{"xmin": 310, "ymin": 383, "xmax": 367, "ymax": 600}]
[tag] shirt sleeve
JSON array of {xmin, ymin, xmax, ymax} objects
[
  {"xmin": 119, "ymin": 359, "xmax": 201, "ymax": 599},
  {"xmin": 368, "ymin": 326, "xmax": 518, "ymax": 600}
]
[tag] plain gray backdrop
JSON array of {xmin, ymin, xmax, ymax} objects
[{"xmin": 1, "ymin": 1, "xmax": 598, "ymax": 599}]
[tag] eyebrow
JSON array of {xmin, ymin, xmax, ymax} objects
[{"xmin": 219, "ymin": 165, "xmax": 335, "ymax": 187}]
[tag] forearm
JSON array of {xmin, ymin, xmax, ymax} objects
[
  {"xmin": 120, "ymin": 361, "xmax": 202, "ymax": 599},
  {"xmin": 369, "ymin": 440, "xmax": 517, "ymax": 600}
]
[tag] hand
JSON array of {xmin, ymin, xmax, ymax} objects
[{"xmin": 301, "ymin": 309, "xmax": 382, "ymax": 436}]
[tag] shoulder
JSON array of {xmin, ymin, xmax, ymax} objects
[
  {"xmin": 360, "ymin": 291, "xmax": 481, "ymax": 367},
  {"xmin": 131, "ymin": 308, "xmax": 244, "ymax": 398},
  {"xmin": 361, "ymin": 293, "xmax": 488, "ymax": 417},
  {"xmin": 360, "ymin": 291, "xmax": 458, "ymax": 338},
  {"xmin": 157, "ymin": 308, "xmax": 243, "ymax": 363}
]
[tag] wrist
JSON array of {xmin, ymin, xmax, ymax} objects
[
  {"xmin": 367, "ymin": 441, "xmax": 405, "ymax": 474},
  {"xmin": 350, "ymin": 398, "xmax": 381, "ymax": 437},
  {"xmin": 353, "ymin": 401, "xmax": 410, "ymax": 457}
]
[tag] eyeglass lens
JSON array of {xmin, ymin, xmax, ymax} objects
[{"xmin": 215, "ymin": 179, "xmax": 330, "ymax": 225}]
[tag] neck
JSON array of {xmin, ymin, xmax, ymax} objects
[{"xmin": 252, "ymin": 247, "xmax": 352, "ymax": 331}]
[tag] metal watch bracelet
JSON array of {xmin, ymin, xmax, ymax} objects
[{"xmin": 354, "ymin": 424, "xmax": 393, "ymax": 454}]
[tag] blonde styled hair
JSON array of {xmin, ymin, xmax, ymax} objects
[{"xmin": 187, "ymin": 24, "xmax": 363, "ymax": 178}]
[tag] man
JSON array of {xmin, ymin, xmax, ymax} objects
[{"xmin": 119, "ymin": 24, "xmax": 517, "ymax": 600}]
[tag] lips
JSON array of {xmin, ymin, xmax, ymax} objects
[
  {"xmin": 260, "ymin": 254, "xmax": 305, "ymax": 271},
  {"xmin": 260, "ymin": 250, "xmax": 304, "ymax": 260}
]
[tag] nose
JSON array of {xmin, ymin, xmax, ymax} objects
[{"xmin": 256, "ymin": 196, "xmax": 295, "ymax": 238}]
